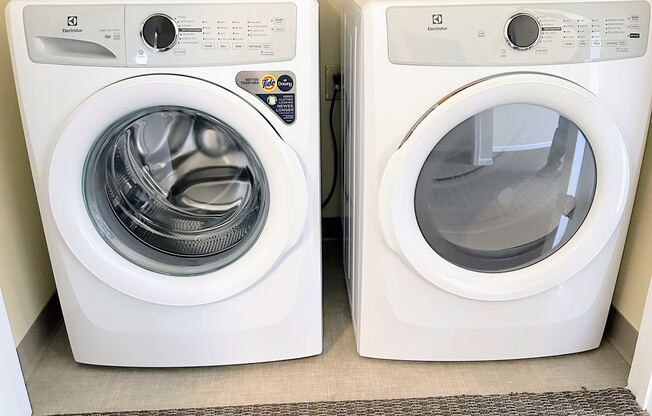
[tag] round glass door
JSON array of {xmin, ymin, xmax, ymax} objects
[
  {"xmin": 414, "ymin": 104, "xmax": 597, "ymax": 273},
  {"xmin": 84, "ymin": 106, "xmax": 269, "ymax": 276}
]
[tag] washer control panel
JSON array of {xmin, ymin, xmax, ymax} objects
[
  {"xmin": 22, "ymin": 3, "xmax": 297, "ymax": 67},
  {"xmin": 126, "ymin": 3, "xmax": 296, "ymax": 66},
  {"xmin": 387, "ymin": 1, "xmax": 650, "ymax": 66}
]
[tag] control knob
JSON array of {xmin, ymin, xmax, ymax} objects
[
  {"xmin": 141, "ymin": 14, "xmax": 178, "ymax": 51},
  {"xmin": 505, "ymin": 13, "xmax": 541, "ymax": 51}
]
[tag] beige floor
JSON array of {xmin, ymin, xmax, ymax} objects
[{"xmin": 27, "ymin": 243, "xmax": 630, "ymax": 415}]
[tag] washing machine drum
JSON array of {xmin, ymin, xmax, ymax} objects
[{"xmin": 84, "ymin": 106, "xmax": 269, "ymax": 276}]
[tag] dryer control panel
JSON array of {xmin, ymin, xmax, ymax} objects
[
  {"xmin": 22, "ymin": 3, "xmax": 297, "ymax": 67},
  {"xmin": 387, "ymin": 1, "xmax": 650, "ymax": 66}
]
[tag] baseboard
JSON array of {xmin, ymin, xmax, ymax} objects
[
  {"xmin": 322, "ymin": 217, "xmax": 343, "ymax": 241},
  {"xmin": 605, "ymin": 306, "xmax": 639, "ymax": 365},
  {"xmin": 16, "ymin": 293, "xmax": 63, "ymax": 381}
]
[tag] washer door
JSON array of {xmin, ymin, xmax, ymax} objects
[
  {"xmin": 49, "ymin": 75, "xmax": 308, "ymax": 306},
  {"xmin": 379, "ymin": 73, "xmax": 630, "ymax": 301}
]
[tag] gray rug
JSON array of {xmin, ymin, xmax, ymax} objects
[{"xmin": 56, "ymin": 387, "xmax": 647, "ymax": 415}]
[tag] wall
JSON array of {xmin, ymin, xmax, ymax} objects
[
  {"xmin": 319, "ymin": 0, "xmax": 342, "ymax": 218},
  {"xmin": 613, "ymin": 127, "xmax": 652, "ymax": 331},
  {"xmin": 0, "ymin": 0, "xmax": 56, "ymax": 345}
]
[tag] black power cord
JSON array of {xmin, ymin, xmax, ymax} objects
[{"xmin": 322, "ymin": 74, "xmax": 341, "ymax": 209}]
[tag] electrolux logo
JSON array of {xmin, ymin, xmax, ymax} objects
[
  {"xmin": 428, "ymin": 13, "xmax": 448, "ymax": 31},
  {"xmin": 63, "ymin": 15, "xmax": 83, "ymax": 33}
]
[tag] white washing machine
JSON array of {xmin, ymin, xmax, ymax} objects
[
  {"xmin": 6, "ymin": 0, "xmax": 321, "ymax": 367},
  {"xmin": 342, "ymin": 0, "xmax": 652, "ymax": 360}
]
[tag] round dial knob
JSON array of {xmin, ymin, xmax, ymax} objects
[
  {"xmin": 505, "ymin": 13, "xmax": 541, "ymax": 51},
  {"xmin": 141, "ymin": 14, "xmax": 178, "ymax": 51}
]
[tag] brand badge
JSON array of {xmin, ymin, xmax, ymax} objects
[{"xmin": 260, "ymin": 74, "xmax": 277, "ymax": 92}]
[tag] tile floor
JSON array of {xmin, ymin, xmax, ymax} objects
[{"xmin": 26, "ymin": 243, "xmax": 630, "ymax": 415}]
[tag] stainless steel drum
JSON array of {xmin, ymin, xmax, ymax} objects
[{"xmin": 84, "ymin": 106, "xmax": 269, "ymax": 276}]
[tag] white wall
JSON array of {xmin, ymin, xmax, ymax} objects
[{"xmin": 0, "ymin": 0, "xmax": 56, "ymax": 345}]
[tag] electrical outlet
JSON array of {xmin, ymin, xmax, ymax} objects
[{"xmin": 325, "ymin": 64, "xmax": 341, "ymax": 100}]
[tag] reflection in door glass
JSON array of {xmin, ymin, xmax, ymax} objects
[{"xmin": 414, "ymin": 104, "xmax": 597, "ymax": 273}]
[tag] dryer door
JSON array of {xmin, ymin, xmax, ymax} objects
[
  {"xmin": 379, "ymin": 73, "xmax": 630, "ymax": 301},
  {"xmin": 49, "ymin": 75, "xmax": 308, "ymax": 306}
]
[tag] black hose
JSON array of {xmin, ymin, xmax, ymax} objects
[{"xmin": 322, "ymin": 87, "xmax": 339, "ymax": 209}]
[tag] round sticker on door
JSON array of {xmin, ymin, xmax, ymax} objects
[{"xmin": 260, "ymin": 75, "xmax": 277, "ymax": 92}]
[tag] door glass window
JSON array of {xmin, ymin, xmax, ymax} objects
[
  {"xmin": 414, "ymin": 104, "xmax": 597, "ymax": 273},
  {"xmin": 84, "ymin": 106, "xmax": 269, "ymax": 276}
]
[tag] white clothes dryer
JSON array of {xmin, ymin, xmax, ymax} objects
[
  {"xmin": 7, "ymin": 0, "xmax": 321, "ymax": 367},
  {"xmin": 342, "ymin": 0, "xmax": 652, "ymax": 360}
]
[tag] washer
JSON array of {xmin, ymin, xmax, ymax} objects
[
  {"xmin": 342, "ymin": 0, "xmax": 652, "ymax": 360},
  {"xmin": 7, "ymin": 0, "xmax": 321, "ymax": 367}
]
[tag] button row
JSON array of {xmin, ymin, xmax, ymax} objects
[
  {"xmin": 202, "ymin": 42, "xmax": 274, "ymax": 50},
  {"xmin": 562, "ymin": 39, "xmax": 628, "ymax": 47}
]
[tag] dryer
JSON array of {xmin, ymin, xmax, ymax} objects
[
  {"xmin": 342, "ymin": 0, "xmax": 652, "ymax": 360},
  {"xmin": 7, "ymin": 0, "xmax": 321, "ymax": 367}
]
